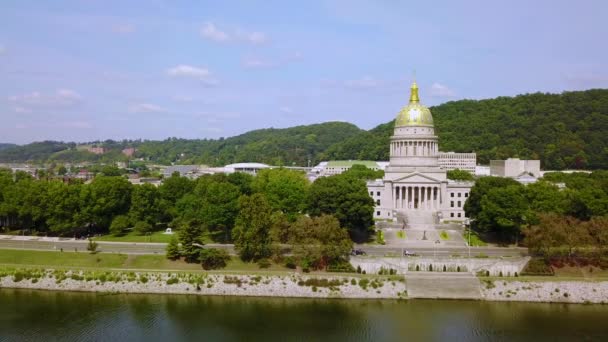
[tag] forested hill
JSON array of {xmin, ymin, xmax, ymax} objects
[
  {"xmin": 0, "ymin": 143, "xmax": 16, "ymax": 151},
  {"xmin": 1, "ymin": 89, "xmax": 607, "ymax": 169},
  {"xmin": 322, "ymin": 89, "xmax": 608, "ymax": 170},
  {"xmin": 0, "ymin": 122, "xmax": 363, "ymax": 166}
]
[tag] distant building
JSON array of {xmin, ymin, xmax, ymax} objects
[
  {"xmin": 162, "ymin": 165, "xmax": 205, "ymax": 179},
  {"xmin": 438, "ymin": 152, "xmax": 476, "ymax": 173},
  {"xmin": 309, "ymin": 160, "xmax": 389, "ymax": 180},
  {"xmin": 475, "ymin": 165, "xmax": 491, "ymax": 176},
  {"xmin": 223, "ymin": 163, "xmax": 270, "ymax": 175},
  {"xmin": 122, "ymin": 148, "xmax": 137, "ymax": 157},
  {"xmin": 490, "ymin": 158, "xmax": 540, "ymax": 178},
  {"xmin": 87, "ymin": 147, "xmax": 105, "ymax": 155}
]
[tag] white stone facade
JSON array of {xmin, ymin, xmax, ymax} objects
[
  {"xmin": 490, "ymin": 158, "xmax": 540, "ymax": 178},
  {"xmin": 367, "ymin": 82, "xmax": 472, "ymax": 225},
  {"xmin": 438, "ymin": 152, "xmax": 476, "ymax": 173}
]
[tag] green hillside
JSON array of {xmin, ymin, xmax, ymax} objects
[{"xmin": 1, "ymin": 89, "xmax": 607, "ymax": 169}]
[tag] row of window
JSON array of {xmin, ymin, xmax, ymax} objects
[
  {"xmin": 450, "ymin": 192, "xmax": 468, "ymax": 198},
  {"xmin": 450, "ymin": 212, "xmax": 462, "ymax": 218},
  {"xmin": 450, "ymin": 201, "xmax": 462, "ymax": 208}
]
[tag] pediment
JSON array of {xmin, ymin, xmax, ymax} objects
[{"xmin": 392, "ymin": 172, "xmax": 442, "ymax": 184}]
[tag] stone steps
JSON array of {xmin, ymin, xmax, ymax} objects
[{"xmin": 406, "ymin": 273, "xmax": 481, "ymax": 299}]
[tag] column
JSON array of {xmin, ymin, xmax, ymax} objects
[
  {"xmin": 404, "ymin": 186, "xmax": 408, "ymax": 209},
  {"xmin": 416, "ymin": 186, "xmax": 420, "ymax": 210}
]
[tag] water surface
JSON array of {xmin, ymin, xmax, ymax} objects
[{"xmin": 1, "ymin": 289, "xmax": 607, "ymax": 341}]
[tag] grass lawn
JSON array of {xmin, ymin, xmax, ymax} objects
[
  {"xmin": 0, "ymin": 249, "xmax": 291, "ymax": 274},
  {"xmin": 0, "ymin": 249, "xmax": 127, "ymax": 268},
  {"xmin": 465, "ymin": 230, "xmax": 487, "ymax": 247},
  {"xmin": 439, "ymin": 230, "xmax": 450, "ymax": 241},
  {"xmin": 396, "ymin": 230, "xmax": 406, "ymax": 239}
]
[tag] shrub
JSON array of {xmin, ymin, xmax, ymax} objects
[
  {"xmin": 13, "ymin": 272, "xmax": 24, "ymax": 282},
  {"xmin": 199, "ymin": 248, "xmax": 230, "ymax": 270},
  {"xmin": 327, "ymin": 260, "xmax": 355, "ymax": 273},
  {"xmin": 166, "ymin": 277, "xmax": 179, "ymax": 285},
  {"xmin": 87, "ymin": 239, "xmax": 98, "ymax": 254},
  {"xmin": 134, "ymin": 221, "xmax": 153, "ymax": 235},
  {"xmin": 139, "ymin": 275, "xmax": 148, "ymax": 283},
  {"xmin": 356, "ymin": 265, "xmax": 362, "ymax": 274},
  {"xmin": 166, "ymin": 236, "xmax": 181, "ymax": 260},
  {"xmin": 521, "ymin": 258, "xmax": 554, "ymax": 276},
  {"xmin": 358, "ymin": 279, "xmax": 370, "ymax": 290},
  {"xmin": 257, "ymin": 258, "xmax": 271, "ymax": 269}
]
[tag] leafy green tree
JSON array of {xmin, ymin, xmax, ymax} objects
[
  {"xmin": 101, "ymin": 165, "xmax": 122, "ymax": 176},
  {"xmin": 178, "ymin": 220, "xmax": 203, "ymax": 263},
  {"xmin": 476, "ymin": 185, "xmax": 531, "ymax": 243},
  {"xmin": 232, "ymin": 193, "xmax": 273, "ymax": 261},
  {"xmin": 129, "ymin": 183, "xmax": 163, "ymax": 225},
  {"xmin": 199, "ymin": 248, "xmax": 230, "ymax": 270},
  {"xmin": 166, "ymin": 236, "xmax": 181, "ymax": 260},
  {"xmin": 252, "ymin": 168, "xmax": 309, "ymax": 219},
  {"xmin": 79, "ymin": 176, "xmax": 132, "ymax": 231},
  {"xmin": 109, "ymin": 215, "xmax": 130, "ymax": 236},
  {"xmin": 133, "ymin": 221, "xmax": 153, "ymax": 235},
  {"xmin": 44, "ymin": 181, "xmax": 82, "ymax": 235},
  {"xmin": 447, "ymin": 169, "xmax": 475, "ymax": 181},
  {"xmin": 342, "ymin": 164, "xmax": 384, "ymax": 180},
  {"xmin": 288, "ymin": 215, "xmax": 352, "ymax": 270},
  {"xmin": 525, "ymin": 181, "xmax": 567, "ymax": 214},
  {"xmin": 306, "ymin": 174, "xmax": 374, "ymax": 241},
  {"xmin": 87, "ymin": 238, "xmax": 98, "ymax": 254},
  {"xmin": 158, "ymin": 174, "xmax": 194, "ymax": 219},
  {"xmin": 464, "ymin": 176, "xmax": 521, "ymax": 220}
]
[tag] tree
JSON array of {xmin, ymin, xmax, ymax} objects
[
  {"xmin": 133, "ymin": 221, "xmax": 153, "ymax": 235},
  {"xmin": 342, "ymin": 164, "xmax": 384, "ymax": 181},
  {"xmin": 232, "ymin": 194, "xmax": 273, "ymax": 261},
  {"xmin": 288, "ymin": 215, "xmax": 352, "ymax": 270},
  {"xmin": 109, "ymin": 215, "xmax": 130, "ymax": 236},
  {"xmin": 525, "ymin": 181, "xmax": 567, "ymax": 214},
  {"xmin": 464, "ymin": 176, "xmax": 521, "ymax": 220},
  {"xmin": 44, "ymin": 181, "xmax": 82, "ymax": 235},
  {"xmin": 129, "ymin": 183, "xmax": 163, "ymax": 225},
  {"xmin": 158, "ymin": 174, "xmax": 194, "ymax": 219},
  {"xmin": 522, "ymin": 213, "xmax": 563, "ymax": 256},
  {"xmin": 80, "ymin": 176, "xmax": 132, "ymax": 231},
  {"xmin": 447, "ymin": 169, "xmax": 475, "ymax": 181},
  {"xmin": 166, "ymin": 236, "xmax": 181, "ymax": 260},
  {"xmin": 306, "ymin": 174, "xmax": 374, "ymax": 241},
  {"xmin": 101, "ymin": 165, "xmax": 122, "ymax": 176},
  {"xmin": 584, "ymin": 216, "xmax": 608, "ymax": 255},
  {"xmin": 178, "ymin": 220, "xmax": 203, "ymax": 263},
  {"xmin": 476, "ymin": 185, "xmax": 531, "ymax": 243},
  {"xmin": 87, "ymin": 238, "xmax": 98, "ymax": 254},
  {"xmin": 252, "ymin": 168, "xmax": 309, "ymax": 219},
  {"xmin": 199, "ymin": 248, "xmax": 230, "ymax": 270}
]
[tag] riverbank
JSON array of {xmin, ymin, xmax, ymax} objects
[
  {"xmin": 2, "ymin": 267, "xmax": 608, "ymax": 303},
  {"xmin": 0, "ymin": 268, "xmax": 407, "ymax": 299},
  {"xmin": 481, "ymin": 279, "xmax": 608, "ymax": 304}
]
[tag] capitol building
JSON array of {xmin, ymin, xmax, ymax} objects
[{"xmin": 367, "ymin": 81, "xmax": 473, "ymax": 227}]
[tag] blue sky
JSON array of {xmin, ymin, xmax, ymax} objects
[{"xmin": 1, "ymin": 0, "xmax": 607, "ymax": 144}]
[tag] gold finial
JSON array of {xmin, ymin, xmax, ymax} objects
[{"xmin": 409, "ymin": 80, "xmax": 420, "ymax": 103}]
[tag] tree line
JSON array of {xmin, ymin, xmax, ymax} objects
[
  {"xmin": 464, "ymin": 172, "xmax": 608, "ymax": 254},
  {"xmin": 0, "ymin": 167, "xmax": 376, "ymax": 270}
]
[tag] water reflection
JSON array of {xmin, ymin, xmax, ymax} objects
[{"xmin": 1, "ymin": 289, "xmax": 607, "ymax": 342}]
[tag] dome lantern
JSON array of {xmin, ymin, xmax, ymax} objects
[{"xmin": 394, "ymin": 80, "xmax": 434, "ymax": 127}]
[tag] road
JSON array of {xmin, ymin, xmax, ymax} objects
[{"xmin": 0, "ymin": 238, "xmax": 527, "ymax": 258}]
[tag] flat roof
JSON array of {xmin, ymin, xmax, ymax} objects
[{"xmin": 326, "ymin": 160, "xmax": 379, "ymax": 167}]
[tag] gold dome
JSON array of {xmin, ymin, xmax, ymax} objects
[{"xmin": 395, "ymin": 81, "xmax": 434, "ymax": 127}]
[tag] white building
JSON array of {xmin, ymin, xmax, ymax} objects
[
  {"xmin": 438, "ymin": 152, "xmax": 476, "ymax": 173},
  {"xmin": 309, "ymin": 160, "xmax": 388, "ymax": 180},
  {"xmin": 223, "ymin": 162, "xmax": 270, "ymax": 175},
  {"xmin": 366, "ymin": 81, "xmax": 473, "ymax": 225},
  {"xmin": 490, "ymin": 158, "xmax": 540, "ymax": 178}
]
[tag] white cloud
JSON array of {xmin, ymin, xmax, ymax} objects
[
  {"xmin": 13, "ymin": 106, "xmax": 31, "ymax": 113},
  {"xmin": 200, "ymin": 22, "xmax": 268, "ymax": 45},
  {"xmin": 8, "ymin": 89, "xmax": 82, "ymax": 109},
  {"xmin": 430, "ymin": 83, "xmax": 455, "ymax": 97},
  {"xmin": 280, "ymin": 106, "xmax": 293, "ymax": 114},
  {"xmin": 167, "ymin": 65, "xmax": 210, "ymax": 78},
  {"xmin": 111, "ymin": 23, "xmax": 135, "ymax": 34},
  {"xmin": 129, "ymin": 103, "xmax": 165, "ymax": 113},
  {"xmin": 200, "ymin": 22, "xmax": 230, "ymax": 42},
  {"xmin": 242, "ymin": 57, "xmax": 274, "ymax": 69},
  {"xmin": 166, "ymin": 65, "xmax": 218, "ymax": 85},
  {"xmin": 344, "ymin": 76, "xmax": 381, "ymax": 89}
]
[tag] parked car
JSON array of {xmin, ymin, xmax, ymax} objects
[
  {"xmin": 351, "ymin": 249, "xmax": 367, "ymax": 256},
  {"xmin": 403, "ymin": 250, "xmax": 417, "ymax": 257}
]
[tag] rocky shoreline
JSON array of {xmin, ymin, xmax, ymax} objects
[
  {"xmin": 2, "ymin": 268, "xmax": 608, "ymax": 304},
  {"xmin": 0, "ymin": 269, "xmax": 406, "ymax": 299}
]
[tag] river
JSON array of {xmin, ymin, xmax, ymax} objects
[{"xmin": 1, "ymin": 289, "xmax": 607, "ymax": 341}]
